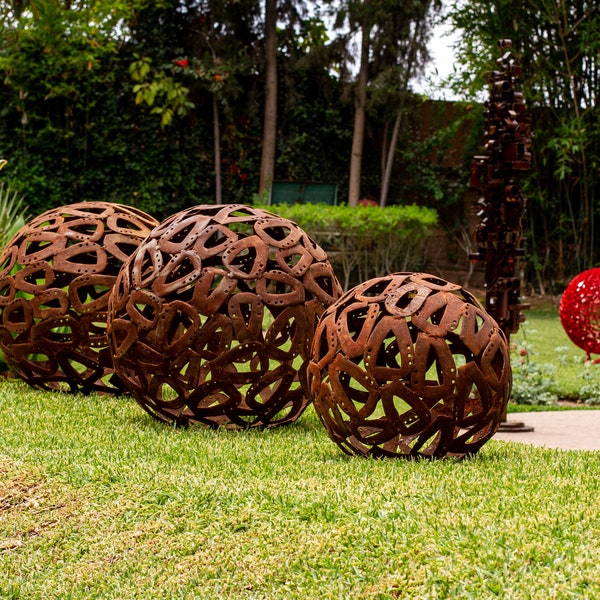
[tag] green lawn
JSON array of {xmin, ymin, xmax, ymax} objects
[{"xmin": 1, "ymin": 378, "xmax": 600, "ymax": 599}]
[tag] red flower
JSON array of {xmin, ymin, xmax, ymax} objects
[
  {"xmin": 519, "ymin": 348, "xmax": 529, "ymax": 356},
  {"xmin": 239, "ymin": 173, "xmax": 248, "ymax": 183},
  {"xmin": 358, "ymin": 198, "xmax": 377, "ymax": 207},
  {"xmin": 175, "ymin": 58, "xmax": 189, "ymax": 68}
]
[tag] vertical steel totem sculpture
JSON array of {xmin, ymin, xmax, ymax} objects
[
  {"xmin": 470, "ymin": 40, "xmax": 532, "ymax": 426},
  {"xmin": 470, "ymin": 40, "xmax": 531, "ymax": 340}
]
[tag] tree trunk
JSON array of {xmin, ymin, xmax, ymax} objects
[
  {"xmin": 348, "ymin": 20, "xmax": 371, "ymax": 207},
  {"xmin": 213, "ymin": 94, "xmax": 222, "ymax": 205},
  {"xmin": 259, "ymin": 0, "xmax": 277, "ymax": 199},
  {"xmin": 379, "ymin": 15, "xmax": 423, "ymax": 208},
  {"xmin": 381, "ymin": 120, "xmax": 389, "ymax": 177},
  {"xmin": 379, "ymin": 111, "xmax": 402, "ymax": 207}
]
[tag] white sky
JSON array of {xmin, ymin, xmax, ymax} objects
[
  {"xmin": 415, "ymin": 20, "xmax": 462, "ymax": 100},
  {"xmin": 322, "ymin": 7, "xmax": 463, "ymax": 100}
]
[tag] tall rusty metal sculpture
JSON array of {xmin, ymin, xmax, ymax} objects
[
  {"xmin": 107, "ymin": 203, "xmax": 342, "ymax": 429},
  {"xmin": 308, "ymin": 272, "xmax": 512, "ymax": 459},
  {"xmin": 470, "ymin": 39, "xmax": 531, "ymax": 337},
  {"xmin": 470, "ymin": 40, "xmax": 532, "ymax": 427},
  {"xmin": 0, "ymin": 202, "xmax": 159, "ymax": 394}
]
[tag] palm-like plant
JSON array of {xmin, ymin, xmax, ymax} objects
[{"xmin": 0, "ymin": 161, "xmax": 29, "ymax": 251}]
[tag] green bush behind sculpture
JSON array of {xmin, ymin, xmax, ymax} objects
[{"xmin": 264, "ymin": 203, "xmax": 438, "ymax": 290}]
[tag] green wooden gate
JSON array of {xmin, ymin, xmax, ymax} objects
[{"xmin": 269, "ymin": 181, "xmax": 337, "ymax": 205}]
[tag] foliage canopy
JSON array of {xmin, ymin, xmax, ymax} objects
[{"xmin": 0, "ymin": 0, "xmax": 457, "ymax": 223}]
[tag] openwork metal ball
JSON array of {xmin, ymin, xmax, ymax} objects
[
  {"xmin": 559, "ymin": 268, "xmax": 600, "ymax": 361},
  {"xmin": 107, "ymin": 204, "xmax": 342, "ymax": 428},
  {"xmin": 0, "ymin": 202, "xmax": 159, "ymax": 394},
  {"xmin": 308, "ymin": 273, "xmax": 511, "ymax": 459}
]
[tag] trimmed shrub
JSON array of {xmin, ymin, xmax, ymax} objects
[{"xmin": 264, "ymin": 203, "xmax": 438, "ymax": 289}]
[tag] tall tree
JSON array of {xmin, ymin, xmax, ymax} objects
[
  {"xmin": 129, "ymin": 1, "xmax": 263, "ymax": 206},
  {"xmin": 378, "ymin": 1, "xmax": 440, "ymax": 207},
  {"xmin": 259, "ymin": 0, "xmax": 278, "ymax": 197},
  {"xmin": 348, "ymin": 15, "xmax": 370, "ymax": 207},
  {"xmin": 335, "ymin": 0, "xmax": 440, "ymax": 207}
]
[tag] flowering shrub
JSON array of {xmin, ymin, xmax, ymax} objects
[
  {"xmin": 510, "ymin": 336, "xmax": 600, "ymax": 405},
  {"xmin": 129, "ymin": 55, "xmax": 194, "ymax": 127},
  {"xmin": 578, "ymin": 360, "xmax": 600, "ymax": 405},
  {"xmin": 510, "ymin": 339, "xmax": 559, "ymax": 405}
]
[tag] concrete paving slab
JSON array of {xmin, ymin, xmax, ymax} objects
[{"xmin": 493, "ymin": 411, "xmax": 600, "ymax": 451}]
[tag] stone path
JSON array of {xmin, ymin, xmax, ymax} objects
[{"xmin": 493, "ymin": 410, "xmax": 600, "ymax": 451}]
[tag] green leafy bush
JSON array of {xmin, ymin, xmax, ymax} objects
[
  {"xmin": 264, "ymin": 203, "xmax": 438, "ymax": 289},
  {"xmin": 576, "ymin": 360, "xmax": 600, "ymax": 406},
  {"xmin": 510, "ymin": 340, "xmax": 559, "ymax": 406}
]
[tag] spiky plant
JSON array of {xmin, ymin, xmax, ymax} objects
[{"xmin": 0, "ymin": 180, "xmax": 28, "ymax": 251}]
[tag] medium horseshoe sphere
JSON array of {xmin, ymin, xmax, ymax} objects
[
  {"xmin": 107, "ymin": 204, "xmax": 342, "ymax": 428},
  {"xmin": 308, "ymin": 273, "xmax": 511, "ymax": 458}
]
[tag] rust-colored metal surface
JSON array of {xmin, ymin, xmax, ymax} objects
[
  {"xmin": 0, "ymin": 202, "xmax": 159, "ymax": 394},
  {"xmin": 107, "ymin": 203, "xmax": 342, "ymax": 429},
  {"xmin": 559, "ymin": 268, "xmax": 600, "ymax": 362},
  {"xmin": 308, "ymin": 273, "xmax": 511, "ymax": 458},
  {"xmin": 470, "ymin": 39, "xmax": 531, "ymax": 336}
]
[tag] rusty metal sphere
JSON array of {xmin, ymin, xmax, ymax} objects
[
  {"xmin": 559, "ymin": 268, "xmax": 600, "ymax": 360},
  {"xmin": 308, "ymin": 273, "xmax": 511, "ymax": 459},
  {"xmin": 0, "ymin": 202, "xmax": 159, "ymax": 393},
  {"xmin": 107, "ymin": 204, "xmax": 342, "ymax": 429}
]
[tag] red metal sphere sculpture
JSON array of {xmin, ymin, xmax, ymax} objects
[
  {"xmin": 308, "ymin": 273, "xmax": 512, "ymax": 458},
  {"xmin": 107, "ymin": 204, "xmax": 342, "ymax": 429},
  {"xmin": 0, "ymin": 202, "xmax": 159, "ymax": 393},
  {"xmin": 559, "ymin": 268, "xmax": 600, "ymax": 362}
]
